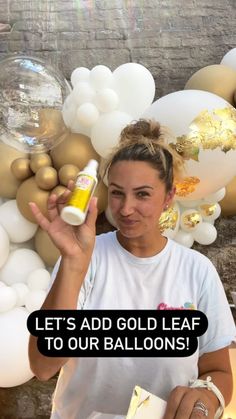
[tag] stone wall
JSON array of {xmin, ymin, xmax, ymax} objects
[
  {"xmin": 0, "ymin": 0, "xmax": 236, "ymax": 417},
  {"xmin": 0, "ymin": 0, "xmax": 236, "ymax": 98}
]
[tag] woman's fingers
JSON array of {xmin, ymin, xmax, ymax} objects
[
  {"xmin": 28, "ymin": 202, "xmax": 50, "ymax": 231},
  {"xmin": 85, "ymin": 197, "xmax": 98, "ymax": 232}
]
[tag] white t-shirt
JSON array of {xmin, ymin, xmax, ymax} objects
[{"xmin": 50, "ymin": 231, "xmax": 236, "ymax": 419}]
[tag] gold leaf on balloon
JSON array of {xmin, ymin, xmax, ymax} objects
[
  {"xmin": 159, "ymin": 205, "xmax": 178, "ymax": 233},
  {"xmin": 175, "ymin": 177, "xmax": 200, "ymax": 197},
  {"xmin": 199, "ymin": 203, "xmax": 217, "ymax": 217},
  {"xmin": 171, "ymin": 107, "xmax": 236, "ymax": 160},
  {"xmin": 182, "ymin": 211, "xmax": 202, "ymax": 229}
]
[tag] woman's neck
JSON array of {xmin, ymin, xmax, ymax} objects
[{"xmin": 116, "ymin": 230, "xmax": 168, "ymax": 257}]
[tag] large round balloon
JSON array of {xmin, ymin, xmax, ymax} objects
[
  {"xmin": 34, "ymin": 227, "xmax": 60, "ymax": 268},
  {"xmin": 221, "ymin": 48, "xmax": 236, "ymax": 72},
  {"xmin": 184, "ymin": 65, "xmax": 236, "ymax": 105},
  {"xmin": 0, "ymin": 307, "xmax": 34, "ymax": 387},
  {"xmin": 16, "ymin": 176, "xmax": 50, "ymax": 222},
  {"xmin": 50, "ymin": 132, "xmax": 100, "ymax": 170},
  {"xmin": 0, "ymin": 55, "xmax": 70, "ymax": 153},
  {"xmin": 143, "ymin": 90, "xmax": 236, "ymax": 200},
  {"xmin": 0, "ymin": 143, "xmax": 27, "ymax": 198}
]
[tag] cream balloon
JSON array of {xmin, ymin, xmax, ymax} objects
[
  {"xmin": 94, "ymin": 89, "xmax": 119, "ymax": 113},
  {"xmin": 25, "ymin": 289, "xmax": 47, "ymax": 313},
  {"xmin": 76, "ymin": 103, "xmax": 99, "ymax": 127},
  {"xmin": 174, "ymin": 230, "xmax": 194, "ymax": 248},
  {"xmin": 72, "ymin": 81, "xmax": 96, "ymax": 106},
  {"xmin": 180, "ymin": 209, "xmax": 202, "ymax": 232},
  {"xmin": 71, "ymin": 67, "xmax": 90, "ymax": 86},
  {"xmin": 0, "ymin": 200, "xmax": 38, "ymax": 243},
  {"xmin": 91, "ymin": 111, "xmax": 133, "ymax": 158},
  {"xmin": 0, "ymin": 307, "xmax": 34, "ymax": 387},
  {"xmin": 204, "ymin": 188, "xmax": 226, "ymax": 203},
  {"xmin": 0, "ymin": 248, "xmax": 45, "ymax": 285},
  {"xmin": 90, "ymin": 65, "xmax": 113, "ymax": 90},
  {"xmin": 197, "ymin": 202, "xmax": 221, "ymax": 222},
  {"xmin": 0, "ymin": 224, "xmax": 10, "ymax": 268},
  {"xmin": 113, "ymin": 63, "xmax": 155, "ymax": 118},
  {"xmin": 27, "ymin": 268, "xmax": 51, "ymax": 291},
  {"xmin": 221, "ymin": 48, "xmax": 236, "ymax": 71},
  {"xmin": 12, "ymin": 282, "xmax": 29, "ymax": 307},
  {"xmin": 193, "ymin": 222, "xmax": 217, "ymax": 245},
  {"xmin": 0, "ymin": 286, "xmax": 17, "ymax": 312},
  {"xmin": 143, "ymin": 90, "xmax": 236, "ymax": 200}
]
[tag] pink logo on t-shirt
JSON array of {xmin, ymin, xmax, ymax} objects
[{"xmin": 157, "ymin": 302, "xmax": 196, "ymax": 310}]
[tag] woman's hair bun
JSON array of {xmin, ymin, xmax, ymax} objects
[{"xmin": 120, "ymin": 119, "xmax": 162, "ymax": 143}]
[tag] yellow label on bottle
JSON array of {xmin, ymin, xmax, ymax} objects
[{"xmin": 66, "ymin": 174, "xmax": 96, "ymax": 212}]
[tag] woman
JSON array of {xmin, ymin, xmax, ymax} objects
[{"xmin": 29, "ymin": 120, "xmax": 235, "ymax": 419}]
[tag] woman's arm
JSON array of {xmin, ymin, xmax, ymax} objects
[
  {"xmin": 163, "ymin": 346, "xmax": 233, "ymax": 419},
  {"xmin": 28, "ymin": 189, "xmax": 98, "ymax": 381}
]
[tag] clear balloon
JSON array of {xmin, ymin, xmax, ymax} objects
[{"xmin": 0, "ymin": 55, "xmax": 71, "ymax": 153}]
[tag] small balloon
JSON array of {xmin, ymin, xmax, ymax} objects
[
  {"xmin": 0, "ymin": 225, "xmax": 10, "ymax": 269},
  {"xmin": 94, "ymin": 89, "xmax": 119, "ymax": 113},
  {"xmin": 30, "ymin": 153, "xmax": 52, "ymax": 173},
  {"xmin": 72, "ymin": 82, "xmax": 96, "ymax": 106},
  {"xmin": 25, "ymin": 289, "xmax": 47, "ymax": 313},
  {"xmin": 16, "ymin": 177, "xmax": 50, "ymax": 222},
  {"xmin": 12, "ymin": 282, "xmax": 29, "ymax": 307},
  {"xmin": 59, "ymin": 164, "xmax": 79, "ymax": 186},
  {"xmin": 174, "ymin": 230, "xmax": 194, "ymax": 248},
  {"xmin": 90, "ymin": 65, "xmax": 113, "ymax": 90},
  {"xmin": 0, "ymin": 286, "xmax": 17, "ymax": 312},
  {"xmin": 197, "ymin": 202, "xmax": 221, "ymax": 221},
  {"xmin": 11, "ymin": 158, "xmax": 33, "ymax": 181},
  {"xmin": 71, "ymin": 67, "xmax": 90, "ymax": 86},
  {"xmin": 27, "ymin": 268, "xmax": 51, "ymax": 291},
  {"xmin": 76, "ymin": 103, "xmax": 99, "ymax": 127},
  {"xmin": 51, "ymin": 185, "xmax": 67, "ymax": 197},
  {"xmin": 35, "ymin": 166, "xmax": 58, "ymax": 190},
  {"xmin": 180, "ymin": 209, "xmax": 202, "ymax": 232},
  {"xmin": 193, "ymin": 222, "xmax": 217, "ymax": 245}
]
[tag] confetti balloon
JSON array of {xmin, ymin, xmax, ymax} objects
[{"xmin": 0, "ymin": 55, "xmax": 70, "ymax": 153}]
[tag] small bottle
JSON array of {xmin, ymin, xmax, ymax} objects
[{"xmin": 61, "ymin": 159, "xmax": 99, "ymax": 225}]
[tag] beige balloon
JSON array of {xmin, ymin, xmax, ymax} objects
[
  {"xmin": 219, "ymin": 177, "xmax": 236, "ymax": 216},
  {"xmin": 51, "ymin": 185, "xmax": 67, "ymax": 197},
  {"xmin": 11, "ymin": 158, "xmax": 33, "ymax": 181},
  {"xmin": 58, "ymin": 164, "xmax": 79, "ymax": 186},
  {"xmin": 16, "ymin": 177, "xmax": 50, "ymax": 223},
  {"xmin": 35, "ymin": 227, "xmax": 60, "ymax": 267},
  {"xmin": 185, "ymin": 65, "xmax": 236, "ymax": 104},
  {"xmin": 30, "ymin": 153, "xmax": 52, "ymax": 173},
  {"xmin": 0, "ymin": 143, "xmax": 28, "ymax": 198},
  {"xmin": 94, "ymin": 181, "xmax": 108, "ymax": 214},
  {"xmin": 50, "ymin": 132, "xmax": 100, "ymax": 170},
  {"xmin": 35, "ymin": 166, "xmax": 58, "ymax": 190}
]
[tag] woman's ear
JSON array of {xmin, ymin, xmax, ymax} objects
[{"xmin": 164, "ymin": 187, "xmax": 176, "ymax": 210}]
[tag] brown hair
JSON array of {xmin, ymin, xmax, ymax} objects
[{"xmin": 106, "ymin": 119, "xmax": 184, "ymax": 193}]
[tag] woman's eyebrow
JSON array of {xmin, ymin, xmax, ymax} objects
[{"xmin": 109, "ymin": 183, "xmax": 153, "ymax": 190}]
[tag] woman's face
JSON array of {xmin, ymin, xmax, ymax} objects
[{"xmin": 108, "ymin": 160, "xmax": 174, "ymax": 239}]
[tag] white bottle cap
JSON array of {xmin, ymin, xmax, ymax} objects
[{"xmin": 83, "ymin": 159, "xmax": 99, "ymax": 177}]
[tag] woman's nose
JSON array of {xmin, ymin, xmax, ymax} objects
[{"xmin": 119, "ymin": 196, "xmax": 135, "ymax": 216}]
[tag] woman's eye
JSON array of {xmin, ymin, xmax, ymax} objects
[
  {"xmin": 111, "ymin": 190, "xmax": 123, "ymax": 196},
  {"xmin": 137, "ymin": 191, "xmax": 149, "ymax": 198}
]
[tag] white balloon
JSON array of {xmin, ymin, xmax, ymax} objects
[
  {"xmin": 27, "ymin": 268, "xmax": 51, "ymax": 291},
  {"xmin": 204, "ymin": 187, "xmax": 226, "ymax": 203},
  {"xmin": 179, "ymin": 199, "xmax": 202, "ymax": 208},
  {"xmin": 220, "ymin": 48, "xmax": 236, "ymax": 71},
  {"xmin": 62, "ymin": 94, "xmax": 76, "ymax": 128},
  {"xmin": 72, "ymin": 81, "xmax": 96, "ymax": 106},
  {"xmin": 12, "ymin": 282, "xmax": 29, "ymax": 306},
  {"xmin": 193, "ymin": 222, "xmax": 217, "ymax": 245},
  {"xmin": 90, "ymin": 65, "xmax": 113, "ymax": 90},
  {"xmin": 0, "ymin": 281, "xmax": 6, "ymax": 287},
  {"xmin": 113, "ymin": 63, "xmax": 155, "ymax": 118},
  {"xmin": 180, "ymin": 209, "xmax": 202, "ymax": 232},
  {"xmin": 0, "ymin": 307, "xmax": 34, "ymax": 387},
  {"xmin": 0, "ymin": 200, "xmax": 38, "ymax": 243},
  {"xmin": 76, "ymin": 103, "xmax": 99, "ymax": 127},
  {"xmin": 174, "ymin": 230, "xmax": 194, "ymax": 248},
  {"xmin": 0, "ymin": 224, "xmax": 10, "ymax": 268},
  {"xmin": 0, "ymin": 248, "xmax": 45, "ymax": 285},
  {"xmin": 25, "ymin": 290, "xmax": 47, "ymax": 313},
  {"xmin": 94, "ymin": 88, "xmax": 119, "ymax": 113},
  {"xmin": 91, "ymin": 111, "xmax": 133, "ymax": 158},
  {"xmin": 71, "ymin": 67, "xmax": 90, "ymax": 87},
  {"xmin": 0, "ymin": 286, "xmax": 17, "ymax": 312},
  {"xmin": 197, "ymin": 202, "xmax": 221, "ymax": 222},
  {"xmin": 10, "ymin": 237, "xmax": 35, "ymax": 251},
  {"xmin": 105, "ymin": 206, "xmax": 117, "ymax": 228},
  {"xmin": 143, "ymin": 90, "xmax": 236, "ymax": 199}
]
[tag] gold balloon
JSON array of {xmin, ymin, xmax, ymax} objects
[
  {"xmin": 35, "ymin": 166, "xmax": 58, "ymax": 190},
  {"xmin": 11, "ymin": 157, "xmax": 33, "ymax": 181},
  {"xmin": 50, "ymin": 132, "xmax": 100, "ymax": 170},
  {"xmin": 0, "ymin": 143, "xmax": 27, "ymax": 198},
  {"xmin": 220, "ymin": 177, "xmax": 236, "ymax": 216},
  {"xmin": 16, "ymin": 177, "xmax": 50, "ymax": 222},
  {"xmin": 185, "ymin": 65, "xmax": 236, "ymax": 105},
  {"xmin": 58, "ymin": 164, "xmax": 79, "ymax": 186},
  {"xmin": 94, "ymin": 181, "xmax": 108, "ymax": 214},
  {"xmin": 51, "ymin": 185, "xmax": 67, "ymax": 197},
  {"xmin": 35, "ymin": 227, "xmax": 60, "ymax": 267},
  {"xmin": 30, "ymin": 153, "xmax": 52, "ymax": 173}
]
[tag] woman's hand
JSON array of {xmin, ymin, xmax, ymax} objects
[
  {"xmin": 163, "ymin": 385, "xmax": 216, "ymax": 418},
  {"xmin": 29, "ymin": 181, "xmax": 98, "ymax": 261}
]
